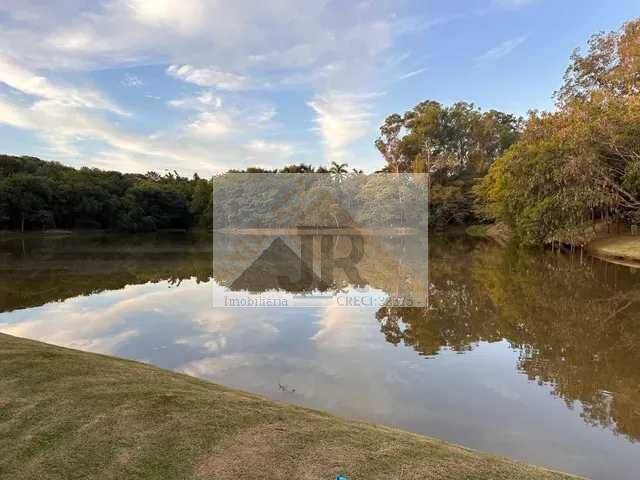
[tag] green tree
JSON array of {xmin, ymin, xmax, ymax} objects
[
  {"xmin": 476, "ymin": 17, "xmax": 640, "ymax": 244},
  {"xmin": 375, "ymin": 102, "xmax": 521, "ymax": 227},
  {"xmin": 329, "ymin": 161, "xmax": 349, "ymax": 183},
  {"xmin": 190, "ymin": 178, "xmax": 213, "ymax": 228},
  {"xmin": 0, "ymin": 174, "xmax": 53, "ymax": 231},
  {"xmin": 0, "ymin": 155, "xmax": 214, "ymax": 232}
]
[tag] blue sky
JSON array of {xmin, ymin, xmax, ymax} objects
[{"xmin": 0, "ymin": 0, "xmax": 638, "ymax": 175}]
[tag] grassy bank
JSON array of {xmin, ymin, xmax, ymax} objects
[
  {"xmin": 0, "ymin": 334, "xmax": 577, "ymax": 480},
  {"xmin": 587, "ymin": 235, "xmax": 640, "ymax": 266}
]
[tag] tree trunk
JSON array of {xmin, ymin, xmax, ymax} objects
[{"xmin": 21, "ymin": 213, "xmax": 25, "ymax": 233}]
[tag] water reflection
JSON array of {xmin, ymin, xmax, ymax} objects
[
  {"xmin": 0, "ymin": 233, "xmax": 639, "ymax": 480},
  {"xmin": 378, "ymin": 239, "xmax": 640, "ymax": 444},
  {"xmin": 212, "ymin": 231, "xmax": 428, "ymax": 307},
  {"xmin": 0, "ymin": 233, "xmax": 212, "ymax": 312}
]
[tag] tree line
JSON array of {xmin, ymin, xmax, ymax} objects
[
  {"xmin": 3, "ymin": 17, "xmax": 638, "ymax": 243},
  {"xmin": 0, "ymin": 155, "xmax": 214, "ymax": 232},
  {"xmin": 0, "ymin": 157, "xmax": 351, "ymax": 233},
  {"xmin": 211, "ymin": 170, "xmax": 427, "ymax": 230},
  {"xmin": 376, "ymin": 17, "xmax": 640, "ymax": 245}
]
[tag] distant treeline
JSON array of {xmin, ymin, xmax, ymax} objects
[
  {"xmin": 0, "ymin": 155, "xmax": 213, "ymax": 232},
  {"xmin": 0, "ymin": 156, "xmax": 342, "ymax": 233}
]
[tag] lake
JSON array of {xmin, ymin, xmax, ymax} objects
[{"xmin": 1, "ymin": 232, "xmax": 639, "ymax": 480}]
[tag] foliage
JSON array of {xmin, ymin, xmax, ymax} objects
[
  {"xmin": 464, "ymin": 224, "xmax": 490, "ymax": 238},
  {"xmin": 190, "ymin": 177, "xmax": 214, "ymax": 228},
  {"xmin": 477, "ymin": 17, "xmax": 640, "ymax": 244},
  {"xmin": 375, "ymin": 101, "xmax": 522, "ymax": 228},
  {"xmin": 474, "ymin": 127, "xmax": 600, "ymax": 245},
  {"xmin": 0, "ymin": 155, "xmax": 211, "ymax": 232},
  {"xmin": 0, "ymin": 173, "xmax": 54, "ymax": 231},
  {"xmin": 211, "ymin": 172, "xmax": 428, "ymax": 230}
]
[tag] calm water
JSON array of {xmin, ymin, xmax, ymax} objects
[{"xmin": 1, "ymin": 232, "xmax": 639, "ymax": 480}]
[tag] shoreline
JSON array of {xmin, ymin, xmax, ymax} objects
[
  {"xmin": 0, "ymin": 333, "xmax": 578, "ymax": 479},
  {"xmin": 586, "ymin": 235, "xmax": 640, "ymax": 267},
  {"xmin": 215, "ymin": 227, "xmax": 421, "ymax": 236},
  {"xmin": 0, "ymin": 228, "xmax": 200, "ymax": 242}
]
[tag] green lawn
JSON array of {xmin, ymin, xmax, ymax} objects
[{"xmin": 0, "ymin": 333, "xmax": 578, "ymax": 480}]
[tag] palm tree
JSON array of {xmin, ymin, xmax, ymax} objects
[{"xmin": 329, "ymin": 161, "xmax": 349, "ymax": 183}]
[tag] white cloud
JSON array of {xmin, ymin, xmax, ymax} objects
[
  {"xmin": 186, "ymin": 111, "xmax": 233, "ymax": 138},
  {"xmin": 128, "ymin": 0, "xmax": 206, "ymax": 33},
  {"xmin": 0, "ymin": 95, "xmax": 223, "ymax": 174},
  {"xmin": 170, "ymin": 92, "xmax": 277, "ymax": 141},
  {"xmin": 121, "ymin": 73, "xmax": 144, "ymax": 88},
  {"xmin": 0, "ymin": 100, "xmax": 32, "ymax": 129},
  {"xmin": 0, "ymin": 55, "xmax": 286, "ymax": 175},
  {"xmin": 0, "ymin": 55, "xmax": 127, "ymax": 115},
  {"xmin": 307, "ymin": 91, "xmax": 381, "ymax": 161},
  {"xmin": 246, "ymin": 106, "xmax": 277, "ymax": 126},
  {"xmin": 167, "ymin": 64, "xmax": 251, "ymax": 91},
  {"xmin": 168, "ymin": 91, "xmax": 223, "ymax": 110},
  {"xmin": 398, "ymin": 66, "xmax": 428, "ymax": 80},
  {"xmin": 0, "ymin": 1, "xmax": 417, "ymax": 173},
  {"xmin": 475, "ymin": 36, "xmax": 527, "ymax": 65},
  {"xmin": 239, "ymin": 139, "xmax": 297, "ymax": 169},
  {"xmin": 49, "ymin": 30, "xmax": 96, "ymax": 53},
  {"xmin": 493, "ymin": 0, "xmax": 534, "ymax": 8},
  {"xmin": 0, "ymin": 1, "xmax": 405, "ymax": 86},
  {"xmin": 245, "ymin": 139, "xmax": 294, "ymax": 158}
]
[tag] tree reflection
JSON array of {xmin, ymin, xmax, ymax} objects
[
  {"xmin": 0, "ymin": 233, "xmax": 213, "ymax": 312},
  {"xmin": 377, "ymin": 238, "xmax": 640, "ymax": 441},
  {"xmin": 3, "ymin": 232, "xmax": 639, "ymax": 442}
]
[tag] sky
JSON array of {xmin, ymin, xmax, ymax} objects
[{"xmin": 0, "ymin": 0, "xmax": 639, "ymax": 176}]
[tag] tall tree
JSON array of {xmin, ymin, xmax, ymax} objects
[
  {"xmin": 329, "ymin": 161, "xmax": 349, "ymax": 183},
  {"xmin": 375, "ymin": 102, "xmax": 521, "ymax": 227},
  {"xmin": 477, "ymin": 17, "xmax": 640, "ymax": 245}
]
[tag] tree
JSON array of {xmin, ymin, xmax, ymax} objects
[
  {"xmin": 0, "ymin": 156, "xmax": 205, "ymax": 232},
  {"xmin": 190, "ymin": 178, "xmax": 213, "ymax": 228},
  {"xmin": 475, "ymin": 121, "xmax": 597, "ymax": 245},
  {"xmin": 0, "ymin": 174, "xmax": 53, "ymax": 232},
  {"xmin": 375, "ymin": 102, "xmax": 521, "ymax": 227},
  {"xmin": 118, "ymin": 181, "xmax": 191, "ymax": 232},
  {"xmin": 329, "ymin": 161, "xmax": 349, "ymax": 183},
  {"xmin": 375, "ymin": 113, "xmax": 408, "ymax": 174},
  {"xmin": 558, "ymin": 18, "xmax": 640, "ymax": 223},
  {"xmin": 476, "ymin": 17, "xmax": 640, "ymax": 244},
  {"xmin": 279, "ymin": 164, "xmax": 314, "ymax": 173}
]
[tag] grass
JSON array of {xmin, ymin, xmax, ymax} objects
[
  {"xmin": 465, "ymin": 225, "xmax": 490, "ymax": 238},
  {"xmin": 0, "ymin": 333, "xmax": 578, "ymax": 480}
]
